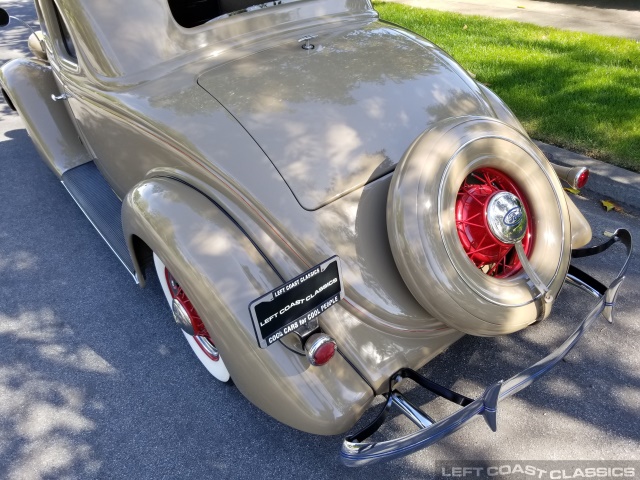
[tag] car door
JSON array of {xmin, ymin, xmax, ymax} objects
[
  {"xmin": 39, "ymin": 0, "xmax": 193, "ymax": 201},
  {"xmin": 36, "ymin": 0, "xmax": 96, "ymax": 162},
  {"xmin": 38, "ymin": 0, "xmax": 143, "ymax": 199}
]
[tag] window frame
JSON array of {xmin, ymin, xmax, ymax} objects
[{"xmin": 39, "ymin": 0, "xmax": 80, "ymax": 73}]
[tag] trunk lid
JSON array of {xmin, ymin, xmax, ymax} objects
[{"xmin": 198, "ymin": 22, "xmax": 493, "ymax": 210}]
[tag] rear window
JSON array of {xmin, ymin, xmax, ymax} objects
[
  {"xmin": 168, "ymin": 0, "xmax": 218, "ymax": 28},
  {"xmin": 168, "ymin": 0, "xmax": 277, "ymax": 27}
]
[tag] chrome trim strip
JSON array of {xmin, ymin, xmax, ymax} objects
[{"xmin": 61, "ymin": 180, "xmax": 138, "ymax": 283}]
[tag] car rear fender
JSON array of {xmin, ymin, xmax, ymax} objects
[
  {"xmin": 0, "ymin": 58, "xmax": 91, "ymax": 176},
  {"xmin": 122, "ymin": 177, "xmax": 374, "ymax": 435},
  {"xmin": 565, "ymin": 193, "xmax": 592, "ymax": 249},
  {"xmin": 476, "ymin": 83, "xmax": 527, "ymax": 135}
]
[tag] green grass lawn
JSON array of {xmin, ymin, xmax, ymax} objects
[{"xmin": 374, "ymin": 2, "xmax": 640, "ymax": 171}]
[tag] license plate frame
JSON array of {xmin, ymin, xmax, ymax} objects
[{"xmin": 248, "ymin": 256, "xmax": 344, "ymax": 348}]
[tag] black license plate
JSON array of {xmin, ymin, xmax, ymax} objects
[{"xmin": 249, "ymin": 256, "xmax": 344, "ymax": 348}]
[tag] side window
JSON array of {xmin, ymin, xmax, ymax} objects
[{"xmin": 51, "ymin": 1, "xmax": 76, "ymax": 60}]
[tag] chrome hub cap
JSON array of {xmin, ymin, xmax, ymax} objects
[
  {"xmin": 166, "ymin": 268, "xmax": 220, "ymax": 361},
  {"xmin": 486, "ymin": 191, "xmax": 528, "ymax": 245},
  {"xmin": 172, "ymin": 298, "xmax": 195, "ymax": 336}
]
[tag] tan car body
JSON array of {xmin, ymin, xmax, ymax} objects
[{"xmin": 1, "ymin": 0, "xmax": 593, "ymax": 435}]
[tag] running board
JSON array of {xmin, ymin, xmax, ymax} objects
[{"xmin": 61, "ymin": 162, "xmax": 137, "ymax": 282}]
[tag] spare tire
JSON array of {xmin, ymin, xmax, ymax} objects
[{"xmin": 387, "ymin": 116, "xmax": 570, "ymax": 336}]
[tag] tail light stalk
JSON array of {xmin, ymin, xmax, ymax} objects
[{"xmin": 551, "ymin": 164, "xmax": 590, "ymax": 189}]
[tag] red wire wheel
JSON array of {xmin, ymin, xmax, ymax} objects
[
  {"xmin": 455, "ymin": 168, "xmax": 533, "ymax": 278},
  {"xmin": 165, "ymin": 268, "xmax": 220, "ymax": 361},
  {"xmin": 387, "ymin": 116, "xmax": 571, "ymax": 336},
  {"xmin": 152, "ymin": 253, "xmax": 230, "ymax": 382}
]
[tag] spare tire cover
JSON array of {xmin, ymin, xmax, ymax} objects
[{"xmin": 387, "ymin": 116, "xmax": 570, "ymax": 336}]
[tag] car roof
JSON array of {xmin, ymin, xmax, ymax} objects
[{"xmin": 55, "ymin": 0, "xmax": 375, "ymax": 79}]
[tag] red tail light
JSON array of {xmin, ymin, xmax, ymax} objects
[
  {"xmin": 576, "ymin": 168, "xmax": 590, "ymax": 189},
  {"xmin": 305, "ymin": 334, "xmax": 337, "ymax": 366}
]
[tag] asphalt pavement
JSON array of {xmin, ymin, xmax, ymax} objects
[{"xmin": 0, "ymin": 1, "xmax": 639, "ymax": 479}]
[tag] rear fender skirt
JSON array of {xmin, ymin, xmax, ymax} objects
[
  {"xmin": 122, "ymin": 177, "xmax": 374, "ymax": 435},
  {"xmin": 0, "ymin": 58, "xmax": 91, "ymax": 177}
]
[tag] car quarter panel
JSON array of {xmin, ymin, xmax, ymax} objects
[
  {"xmin": 122, "ymin": 177, "xmax": 374, "ymax": 434},
  {"xmin": 54, "ymin": 67, "xmax": 463, "ymax": 361},
  {"xmin": 56, "ymin": 58, "xmax": 470, "ymax": 394},
  {"xmin": 565, "ymin": 192, "xmax": 592, "ymax": 248},
  {"xmin": 0, "ymin": 58, "xmax": 91, "ymax": 176}
]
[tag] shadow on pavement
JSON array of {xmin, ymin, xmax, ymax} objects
[{"xmin": 0, "ymin": 1, "xmax": 38, "ymax": 63}]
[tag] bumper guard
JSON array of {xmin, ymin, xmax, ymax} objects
[{"xmin": 341, "ymin": 229, "xmax": 632, "ymax": 467}]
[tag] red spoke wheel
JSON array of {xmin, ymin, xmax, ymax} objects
[
  {"xmin": 165, "ymin": 268, "xmax": 220, "ymax": 361},
  {"xmin": 455, "ymin": 167, "xmax": 533, "ymax": 278},
  {"xmin": 153, "ymin": 253, "xmax": 231, "ymax": 382}
]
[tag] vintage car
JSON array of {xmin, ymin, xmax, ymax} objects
[{"xmin": 0, "ymin": 0, "xmax": 632, "ymax": 466}]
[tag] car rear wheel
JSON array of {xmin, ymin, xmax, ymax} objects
[
  {"xmin": 153, "ymin": 253, "xmax": 231, "ymax": 382},
  {"xmin": 387, "ymin": 117, "xmax": 571, "ymax": 336}
]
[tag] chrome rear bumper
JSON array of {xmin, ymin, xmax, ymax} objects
[{"xmin": 341, "ymin": 229, "xmax": 632, "ymax": 467}]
